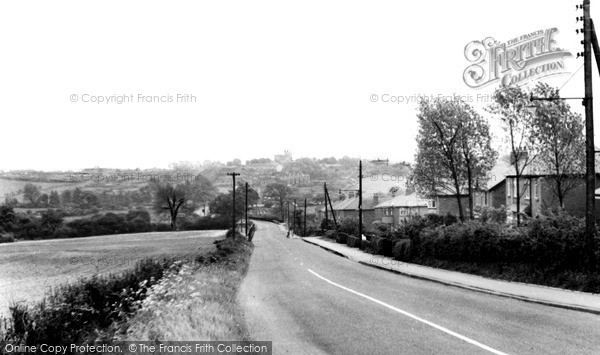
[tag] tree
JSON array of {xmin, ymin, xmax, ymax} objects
[
  {"xmin": 0, "ymin": 205, "xmax": 16, "ymax": 232},
  {"xmin": 178, "ymin": 174, "xmax": 218, "ymax": 211},
  {"xmin": 209, "ymin": 192, "xmax": 245, "ymax": 220},
  {"xmin": 264, "ymin": 183, "xmax": 293, "ymax": 220},
  {"xmin": 37, "ymin": 193, "xmax": 49, "ymax": 207},
  {"xmin": 488, "ymin": 85, "xmax": 539, "ymax": 225},
  {"xmin": 40, "ymin": 209, "xmax": 63, "ymax": 235},
  {"xmin": 49, "ymin": 191, "xmax": 60, "ymax": 207},
  {"xmin": 411, "ymin": 99, "xmax": 467, "ymax": 221},
  {"xmin": 60, "ymin": 190, "xmax": 72, "ymax": 204},
  {"xmin": 236, "ymin": 183, "xmax": 259, "ymax": 207},
  {"xmin": 23, "ymin": 183, "xmax": 41, "ymax": 206},
  {"xmin": 457, "ymin": 106, "xmax": 497, "ymax": 219},
  {"xmin": 530, "ymin": 83, "xmax": 585, "ymax": 208},
  {"xmin": 153, "ymin": 183, "xmax": 187, "ymax": 230}
]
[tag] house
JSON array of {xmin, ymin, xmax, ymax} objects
[
  {"xmin": 426, "ymin": 188, "xmax": 487, "ymax": 218},
  {"xmin": 499, "ymin": 173, "xmax": 600, "ymax": 221},
  {"xmin": 485, "ymin": 153, "xmax": 600, "ymax": 221},
  {"xmin": 328, "ymin": 195, "xmax": 389, "ymax": 227},
  {"xmin": 373, "ymin": 192, "xmax": 430, "ymax": 228}
]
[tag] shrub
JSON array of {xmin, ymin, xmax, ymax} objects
[
  {"xmin": 180, "ymin": 215, "xmax": 230, "ymax": 231},
  {"xmin": 339, "ymin": 218, "xmax": 360, "ymax": 237},
  {"xmin": 0, "ymin": 232, "xmax": 15, "ymax": 243},
  {"xmin": 371, "ymin": 221, "xmax": 391, "ymax": 233},
  {"xmin": 1, "ymin": 258, "xmax": 172, "ymax": 345},
  {"xmin": 336, "ymin": 232, "xmax": 349, "ymax": 244},
  {"xmin": 324, "ymin": 230, "xmax": 338, "ymax": 240},
  {"xmin": 479, "ymin": 205, "xmax": 508, "ymax": 224},
  {"xmin": 370, "ymin": 236, "xmax": 393, "ymax": 256},
  {"xmin": 360, "ymin": 239, "xmax": 370, "ymax": 251},
  {"xmin": 347, "ymin": 236, "xmax": 361, "ymax": 248},
  {"xmin": 443, "ymin": 213, "xmax": 458, "ymax": 226},
  {"xmin": 393, "ymin": 239, "xmax": 411, "ymax": 261},
  {"xmin": 320, "ymin": 218, "xmax": 336, "ymax": 231}
]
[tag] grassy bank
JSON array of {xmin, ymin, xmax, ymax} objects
[
  {"xmin": 119, "ymin": 234, "xmax": 254, "ymax": 341},
  {"xmin": 0, "ymin": 232, "xmax": 254, "ymax": 347}
]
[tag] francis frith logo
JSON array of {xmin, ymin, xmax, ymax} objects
[{"xmin": 463, "ymin": 28, "xmax": 572, "ymax": 88}]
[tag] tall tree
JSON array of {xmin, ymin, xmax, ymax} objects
[
  {"xmin": 530, "ymin": 83, "xmax": 585, "ymax": 208},
  {"xmin": 22, "ymin": 183, "xmax": 41, "ymax": 206},
  {"xmin": 153, "ymin": 183, "xmax": 187, "ymax": 230},
  {"xmin": 412, "ymin": 99, "xmax": 467, "ymax": 221},
  {"xmin": 178, "ymin": 174, "xmax": 218, "ymax": 212},
  {"xmin": 488, "ymin": 85, "xmax": 539, "ymax": 225},
  {"xmin": 264, "ymin": 183, "xmax": 293, "ymax": 220},
  {"xmin": 457, "ymin": 106, "xmax": 498, "ymax": 219},
  {"xmin": 209, "ymin": 192, "xmax": 245, "ymax": 220},
  {"xmin": 49, "ymin": 191, "xmax": 60, "ymax": 207}
]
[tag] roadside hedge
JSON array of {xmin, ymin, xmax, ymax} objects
[{"xmin": 347, "ymin": 236, "xmax": 361, "ymax": 248}]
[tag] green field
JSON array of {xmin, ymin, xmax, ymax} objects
[{"xmin": 0, "ymin": 230, "xmax": 225, "ymax": 317}]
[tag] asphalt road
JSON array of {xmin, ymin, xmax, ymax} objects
[{"xmin": 238, "ymin": 221, "xmax": 600, "ymax": 354}]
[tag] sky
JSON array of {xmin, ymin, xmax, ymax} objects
[{"xmin": 0, "ymin": 0, "xmax": 597, "ymax": 171}]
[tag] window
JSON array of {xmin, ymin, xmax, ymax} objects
[
  {"xmin": 534, "ymin": 179, "xmax": 539, "ymax": 200},
  {"xmin": 524, "ymin": 181, "xmax": 530, "ymax": 200},
  {"xmin": 428, "ymin": 199, "xmax": 436, "ymax": 208},
  {"xmin": 512, "ymin": 178, "xmax": 517, "ymax": 198}
]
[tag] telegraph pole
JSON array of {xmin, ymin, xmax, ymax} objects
[
  {"xmin": 324, "ymin": 183, "xmax": 329, "ymax": 225},
  {"xmin": 358, "ymin": 160, "xmax": 363, "ymax": 240},
  {"xmin": 226, "ymin": 172, "xmax": 240, "ymax": 235},
  {"xmin": 304, "ymin": 198, "xmax": 307, "ymax": 237},
  {"xmin": 293, "ymin": 199, "xmax": 297, "ymax": 235},
  {"xmin": 583, "ymin": 0, "xmax": 596, "ymax": 246},
  {"xmin": 245, "ymin": 182, "xmax": 249, "ymax": 237},
  {"xmin": 287, "ymin": 201, "xmax": 290, "ymax": 229}
]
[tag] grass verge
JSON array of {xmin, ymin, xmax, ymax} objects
[
  {"xmin": 119, "ymin": 234, "xmax": 254, "ymax": 340},
  {"xmin": 0, "ymin": 232, "xmax": 254, "ymax": 348}
]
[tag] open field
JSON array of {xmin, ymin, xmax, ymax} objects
[
  {"xmin": 0, "ymin": 177, "xmax": 147, "ymax": 203},
  {"xmin": 0, "ymin": 230, "xmax": 226, "ymax": 317}
]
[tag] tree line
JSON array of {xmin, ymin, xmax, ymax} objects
[{"xmin": 411, "ymin": 83, "xmax": 585, "ymax": 224}]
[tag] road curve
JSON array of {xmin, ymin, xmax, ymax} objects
[{"xmin": 238, "ymin": 221, "xmax": 600, "ymax": 354}]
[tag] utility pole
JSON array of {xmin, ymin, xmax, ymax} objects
[
  {"xmin": 287, "ymin": 201, "xmax": 290, "ymax": 230},
  {"xmin": 304, "ymin": 198, "xmax": 307, "ymax": 237},
  {"xmin": 583, "ymin": 0, "xmax": 596, "ymax": 247},
  {"xmin": 293, "ymin": 199, "xmax": 297, "ymax": 235},
  {"xmin": 358, "ymin": 159, "xmax": 363, "ymax": 240},
  {"xmin": 324, "ymin": 183, "xmax": 328, "ymax": 225},
  {"xmin": 226, "ymin": 172, "xmax": 240, "ymax": 235},
  {"xmin": 245, "ymin": 182, "xmax": 249, "ymax": 237}
]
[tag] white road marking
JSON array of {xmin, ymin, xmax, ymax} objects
[{"xmin": 308, "ymin": 269, "xmax": 510, "ymax": 355}]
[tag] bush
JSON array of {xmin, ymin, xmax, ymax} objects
[
  {"xmin": 370, "ymin": 236, "xmax": 393, "ymax": 256},
  {"xmin": 0, "ymin": 232, "xmax": 15, "ymax": 243},
  {"xmin": 339, "ymin": 218, "xmax": 360, "ymax": 237},
  {"xmin": 479, "ymin": 205, "xmax": 508, "ymax": 224},
  {"xmin": 393, "ymin": 239, "xmax": 411, "ymax": 261},
  {"xmin": 360, "ymin": 239, "xmax": 370, "ymax": 251},
  {"xmin": 443, "ymin": 213, "xmax": 458, "ymax": 226},
  {"xmin": 180, "ymin": 215, "xmax": 230, "ymax": 231},
  {"xmin": 324, "ymin": 230, "xmax": 338, "ymax": 240},
  {"xmin": 347, "ymin": 236, "xmax": 361, "ymax": 248},
  {"xmin": 371, "ymin": 221, "xmax": 391, "ymax": 233},
  {"xmin": 1, "ymin": 258, "xmax": 172, "ymax": 345},
  {"xmin": 336, "ymin": 232, "xmax": 349, "ymax": 244},
  {"xmin": 320, "ymin": 218, "xmax": 336, "ymax": 231}
]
